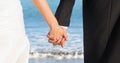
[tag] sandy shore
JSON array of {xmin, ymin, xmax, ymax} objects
[{"xmin": 29, "ymin": 58, "xmax": 84, "ymax": 63}]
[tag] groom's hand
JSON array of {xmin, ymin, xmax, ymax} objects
[{"xmin": 47, "ymin": 26, "xmax": 67, "ymax": 48}]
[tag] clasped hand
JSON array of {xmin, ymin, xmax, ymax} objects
[{"xmin": 47, "ymin": 26, "xmax": 67, "ymax": 48}]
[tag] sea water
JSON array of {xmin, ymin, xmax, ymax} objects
[{"xmin": 21, "ymin": 0, "xmax": 83, "ymax": 62}]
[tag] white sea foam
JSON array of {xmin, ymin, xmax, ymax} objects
[{"xmin": 29, "ymin": 51, "xmax": 84, "ymax": 60}]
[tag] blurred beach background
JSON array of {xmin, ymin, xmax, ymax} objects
[{"xmin": 21, "ymin": 0, "xmax": 84, "ymax": 63}]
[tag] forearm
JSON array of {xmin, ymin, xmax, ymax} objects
[
  {"xmin": 55, "ymin": 0, "xmax": 75, "ymax": 27},
  {"xmin": 32, "ymin": 0, "xmax": 59, "ymax": 29}
]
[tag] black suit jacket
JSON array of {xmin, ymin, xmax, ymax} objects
[{"xmin": 56, "ymin": 0, "xmax": 120, "ymax": 63}]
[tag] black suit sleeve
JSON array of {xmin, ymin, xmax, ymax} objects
[{"xmin": 55, "ymin": 0, "xmax": 75, "ymax": 27}]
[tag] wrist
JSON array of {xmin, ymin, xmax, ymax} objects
[{"xmin": 50, "ymin": 24, "xmax": 59, "ymax": 30}]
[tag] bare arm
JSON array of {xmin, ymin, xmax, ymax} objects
[
  {"xmin": 32, "ymin": 0, "xmax": 67, "ymax": 47},
  {"xmin": 32, "ymin": 0, "xmax": 59, "ymax": 29}
]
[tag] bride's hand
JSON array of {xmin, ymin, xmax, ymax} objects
[
  {"xmin": 32, "ymin": 0, "xmax": 67, "ymax": 47},
  {"xmin": 47, "ymin": 26, "xmax": 67, "ymax": 48}
]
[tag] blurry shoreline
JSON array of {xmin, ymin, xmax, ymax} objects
[
  {"xmin": 29, "ymin": 58, "xmax": 84, "ymax": 63},
  {"xmin": 29, "ymin": 52, "xmax": 84, "ymax": 63},
  {"xmin": 29, "ymin": 51, "xmax": 84, "ymax": 60}
]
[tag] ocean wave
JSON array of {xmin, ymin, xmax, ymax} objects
[{"xmin": 29, "ymin": 51, "xmax": 84, "ymax": 60}]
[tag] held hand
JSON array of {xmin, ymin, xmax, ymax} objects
[
  {"xmin": 48, "ymin": 35, "xmax": 66, "ymax": 48},
  {"xmin": 32, "ymin": 0, "xmax": 68, "ymax": 48},
  {"xmin": 47, "ymin": 26, "xmax": 67, "ymax": 48}
]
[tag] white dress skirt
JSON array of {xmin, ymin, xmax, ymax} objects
[{"xmin": 0, "ymin": 0, "xmax": 30, "ymax": 63}]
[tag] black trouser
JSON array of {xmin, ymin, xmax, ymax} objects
[
  {"xmin": 83, "ymin": 0, "xmax": 120, "ymax": 63},
  {"xmin": 56, "ymin": 0, "xmax": 120, "ymax": 63}
]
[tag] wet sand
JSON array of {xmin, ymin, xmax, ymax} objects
[{"xmin": 29, "ymin": 58, "xmax": 84, "ymax": 63}]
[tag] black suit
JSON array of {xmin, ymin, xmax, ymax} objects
[
  {"xmin": 56, "ymin": 0, "xmax": 120, "ymax": 63},
  {"xmin": 55, "ymin": 0, "xmax": 75, "ymax": 26}
]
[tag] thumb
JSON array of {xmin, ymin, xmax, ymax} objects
[{"xmin": 47, "ymin": 34, "xmax": 54, "ymax": 40}]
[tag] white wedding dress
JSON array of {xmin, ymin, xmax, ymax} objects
[{"xmin": 0, "ymin": 0, "xmax": 30, "ymax": 63}]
